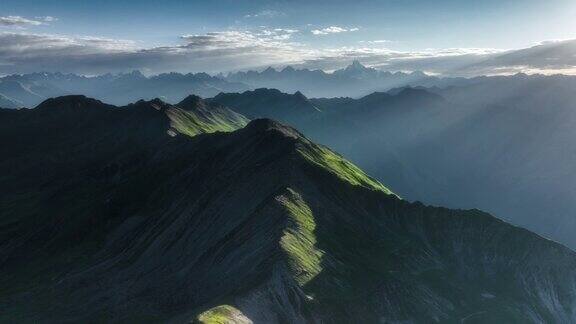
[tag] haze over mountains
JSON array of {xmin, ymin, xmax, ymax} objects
[
  {"xmin": 7, "ymin": 60, "xmax": 576, "ymax": 109},
  {"xmin": 0, "ymin": 71, "xmax": 249, "ymax": 107},
  {"xmin": 210, "ymin": 78, "xmax": 576, "ymax": 251},
  {"xmin": 224, "ymin": 61, "xmax": 442, "ymax": 98},
  {"xmin": 3, "ymin": 95, "xmax": 576, "ymax": 323},
  {"xmin": 0, "ymin": 61, "xmax": 444, "ymax": 106}
]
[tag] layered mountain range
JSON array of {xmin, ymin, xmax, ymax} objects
[
  {"xmin": 0, "ymin": 61, "xmax": 434, "ymax": 107},
  {"xmin": 224, "ymin": 61, "xmax": 440, "ymax": 98},
  {"xmin": 0, "ymin": 71, "xmax": 249, "ymax": 107},
  {"xmin": 2, "ymin": 95, "xmax": 576, "ymax": 323},
  {"xmin": 5, "ymin": 61, "xmax": 576, "ymax": 109},
  {"xmin": 210, "ymin": 82, "xmax": 576, "ymax": 251}
]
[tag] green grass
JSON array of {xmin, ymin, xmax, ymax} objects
[
  {"xmin": 297, "ymin": 143, "xmax": 395, "ymax": 195},
  {"xmin": 279, "ymin": 189, "xmax": 324, "ymax": 286},
  {"xmin": 196, "ymin": 305, "xmax": 249, "ymax": 324},
  {"xmin": 167, "ymin": 107, "xmax": 248, "ymax": 137}
]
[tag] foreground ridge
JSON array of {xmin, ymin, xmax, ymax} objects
[{"xmin": 0, "ymin": 96, "xmax": 575, "ymax": 323}]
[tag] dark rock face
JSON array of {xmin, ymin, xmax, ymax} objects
[{"xmin": 1, "ymin": 96, "xmax": 576, "ymax": 323}]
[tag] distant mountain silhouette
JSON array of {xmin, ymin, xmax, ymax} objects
[
  {"xmin": 8, "ymin": 63, "xmax": 576, "ymax": 108},
  {"xmin": 0, "ymin": 71, "xmax": 250, "ymax": 107},
  {"xmin": 225, "ymin": 61, "xmax": 441, "ymax": 98}
]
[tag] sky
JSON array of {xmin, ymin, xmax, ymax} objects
[{"xmin": 2, "ymin": 0, "xmax": 576, "ymax": 75}]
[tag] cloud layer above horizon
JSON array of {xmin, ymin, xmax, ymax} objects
[
  {"xmin": 3, "ymin": 0, "xmax": 576, "ymax": 76},
  {"xmin": 1, "ymin": 17, "xmax": 576, "ymax": 76}
]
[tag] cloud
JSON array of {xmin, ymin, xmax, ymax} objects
[
  {"xmin": 359, "ymin": 40, "xmax": 393, "ymax": 45},
  {"xmin": 2, "ymin": 28, "xmax": 576, "ymax": 76},
  {"xmin": 454, "ymin": 39, "xmax": 576, "ymax": 76},
  {"xmin": 0, "ymin": 32, "xmax": 143, "ymax": 74},
  {"xmin": 0, "ymin": 30, "xmax": 308, "ymax": 75},
  {"xmin": 0, "ymin": 15, "xmax": 58, "ymax": 28},
  {"xmin": 180, "ymin": 29, "xmax": 299, "ymax": 49},
  {"xmin": 244, "ymin": 10, "xmax": 284, "ymax": 19},
  {"xmin": 292, "ymin": 46, "xmax": 506, "ymax": 75},
  {"xmin": 37, "ymin": 16, "xmax": 58, "ymax": 23},
  {"xmin": 311, "ymin": 26, "xmax": 359, "ymax": 35},
  {"xmin": 0, "ymin": 16, "xmax": 44, "ymax": 27}
]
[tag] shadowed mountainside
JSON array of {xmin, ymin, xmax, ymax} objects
[{"xmin": 1, "ymin": 96, "xmax": 576, "ymax": 323}]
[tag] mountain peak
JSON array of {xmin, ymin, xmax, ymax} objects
[
  {"xmin": 351, "ymin": 59, "xmax": 364, "ymax": 68},
  {"xmin": 346, "ymin": 60, "xmax": 371, "ymax": 72},
  {"xmin": 281, "ymin": 66, "xmax": 296, "ymax": 73},
  {"xmin": 177, "ymin": 94, "xmax": 204, "ymax": 109},
  {"xmin": 333, "ymin": 60, "xmax": 376, "ymax": 78},
  {"xmin": 293, "ymin": 90, "xmax": 307, "ymax": 100},
  {"xmin": 36, "ymin": 95, "xmax": 110, "ymax": 111}
]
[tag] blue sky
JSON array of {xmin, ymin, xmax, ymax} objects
[{"xmin": 1, "ymin": 0, "xmax": 576, "ymax": 74}]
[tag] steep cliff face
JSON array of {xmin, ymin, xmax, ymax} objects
[{"xmin": 1, "ymin": 97, "xmax": 575, "ymax": 323}]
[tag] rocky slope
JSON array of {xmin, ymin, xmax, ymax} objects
[{"xmin": 1, "ymin": 96, "xmax": 576, "ymax": 323}]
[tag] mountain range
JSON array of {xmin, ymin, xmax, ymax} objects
[
  {"xmin": 2, "ymin": 95, "xmax": 576, "ymax": 323},
  {"xmin": 0, "ymin": 71, "xmax": 249, "ymax": 107},
  {"xmin": 0, "ymin": 61, "xmax": 439, "ymax": 107},
  {"xmin": 6, "ymin": 61, "xmax": 576, "ymax": 109},
  {"xmin": 209, "ymin": 81, "xmax": 576, "ymax": 251},
  {"xmin": 224, "ymin": 61, "xmax": 442, "ymax": 98}
]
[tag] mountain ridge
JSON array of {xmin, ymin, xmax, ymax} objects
[
  {"xmin": 2, "ymin": 95, "xmax": 576, "ymax": 323},
  {"xmin": 209, "ymin": 84, "xmax": 576, "ymax": 251}
]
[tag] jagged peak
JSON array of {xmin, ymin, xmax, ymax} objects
[
  {"xmin": 345, "ymin": 60, "xmax": 372, "ymax": 72},
  {"xmin": 351, "ymin": 59, "xmax": 364, "ymax": 68}
]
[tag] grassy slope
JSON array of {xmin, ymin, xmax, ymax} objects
[
  {"xmin": 196, "ymin": 305, "xmax": 251, "ymax": 324},
  {"xmin": 167, "ymin": 105, "xmax": 248, "ymax": 137}
]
